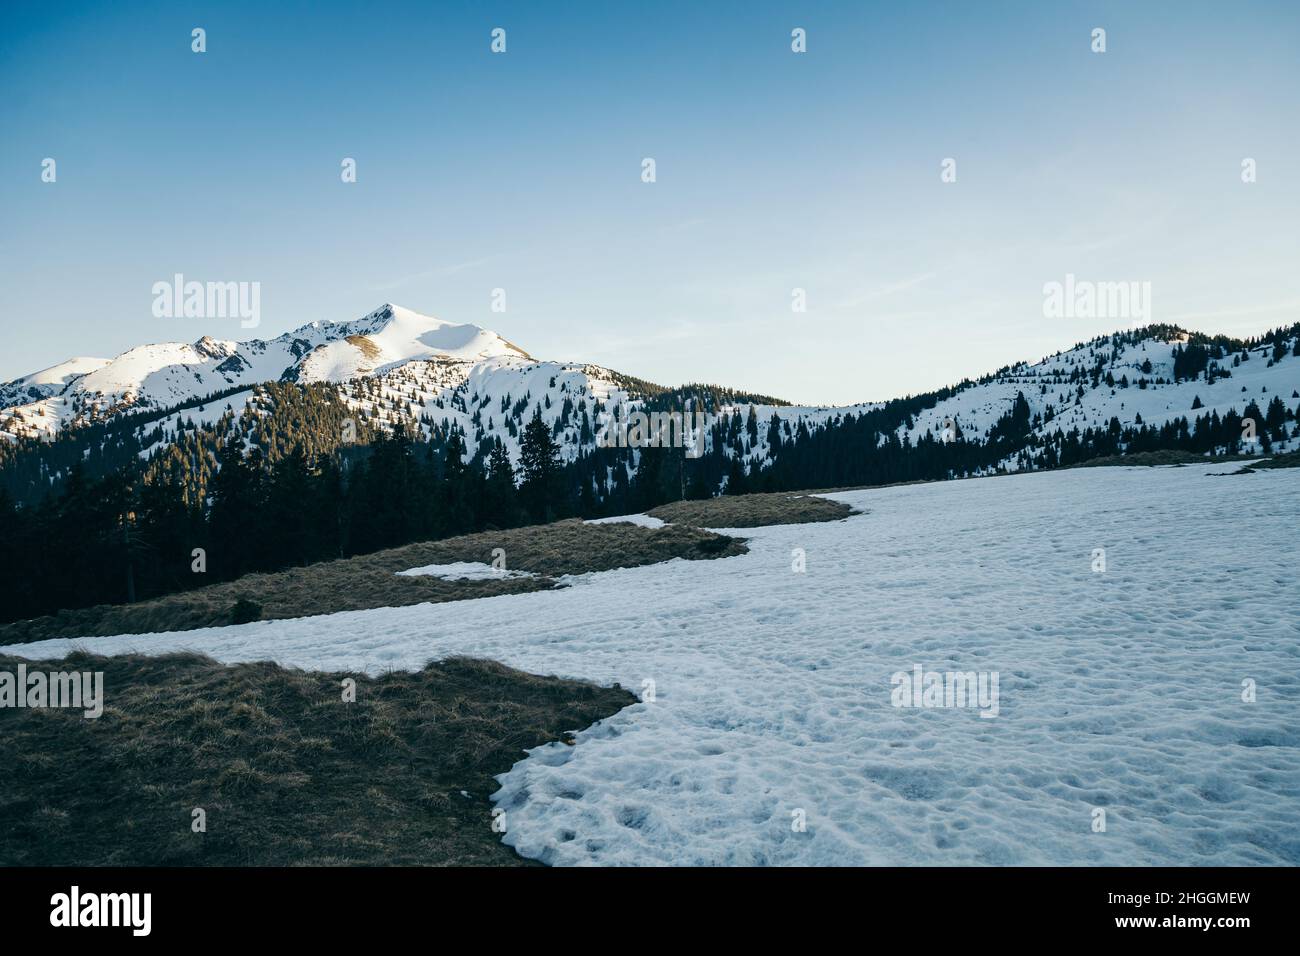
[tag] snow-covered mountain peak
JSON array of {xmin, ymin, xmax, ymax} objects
[
  {"xmin": 12, "ymin": 356, "xmax": 112, "ymax": 389},
  {"xmin": 0, "ymin": 304, "xmax": 534, "ymax": 438},
  {"xmin": 5, "ymin": 308, "xmax": 1295, "ymax": 485},
  {"xmin": 292, "ymin": 304, "xmax": 531, "ymax": 383}
]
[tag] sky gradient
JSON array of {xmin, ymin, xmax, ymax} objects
[{"xmin": 2, "ymin": 0, "xmax": 1298, "ymax": 405}]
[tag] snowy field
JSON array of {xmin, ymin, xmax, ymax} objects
[{"xmin": 9, "ymin": 465, "xmax": 1299, "ymax": 866}]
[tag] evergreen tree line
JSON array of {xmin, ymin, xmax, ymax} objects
[
  {"xmin": 2, "ymin": 324, "xmax": 1297, "ymax": 624},
  {"xmin": 0, "ymin": 409, "xmax": 567, "ymax": 625},
  {"xmin": 8, "ymin": 383, "xmax": 1293, "ymax": 625}
]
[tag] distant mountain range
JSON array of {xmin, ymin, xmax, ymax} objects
[
  {"xmin": 2, "ymin": 304, "xmax": 1297, "ymax": 507},
  {"xmin": 0, "ymin": 304, "xmax": 531, "ymax": 437}
]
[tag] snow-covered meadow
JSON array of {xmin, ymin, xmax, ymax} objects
[{"xmin": 9, "ymin": 464, "xmax": 1298, "ymax": 866}]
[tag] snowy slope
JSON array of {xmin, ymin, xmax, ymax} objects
[
  {"xmin": 0, "ymin": 304, "xmax": 526, "ymax": 439},
  {"xmin": 0, "ymin": 357, "xmax": 113, "ymax": 432},
  {"xmin": 337, "ymin": 355, "xmax": 611, "ymax": 466},
  {"xmin": 0, "ymin": 356, "xmax": 112, "ymax": 402},
  {"xmin": 295, "ymin": 304, "xmax": 531, "ymax": 383},
  {"xmin": 6, "ymin": 309, "xmax": 1298, "ymax": 487},
  {"xmin": 338, "ymin": 352, "xmax": 886, "ymax": 476},
  {"xmin": 10, "ymin": 464, "xmax": 1298, "ymax": 865},
  {"xmin": 892, "ymin": 333, "xmax": 1300, "ymax": 464}
]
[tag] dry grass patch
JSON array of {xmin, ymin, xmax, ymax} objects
[
  {"xmin": 0, "ymin": 520, "xmax": 744, "ymax": 645},
  {"xmin": 0, "ymin": 651, "xmax": 635, "ymax": 866},
  {"xmin": 1076, "ymin": 449, "xmax": 1256, "ymax": 468},
  {"xmin": 1237, "ymin": 449, "xmax": 1300, "ymax": 471},
  {"xmin": 649, "ymin": 491, "xmax": 856, "ymax": 528},
  {"xmin": 1073, "ymin": 448, "xmax": 1300, "ymax": 472},
  {"xmin": 376, "ymin": 518, "xmax": 746, "ymax": 577}
]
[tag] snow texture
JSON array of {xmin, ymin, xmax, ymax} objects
[
  {"xmin": 396, "ymin": 561, "xmax": 535, "ymax": 581},
  {"xmin": 583, "ymin": 514, "xmax": 667, "ymax": 529},
  {"xmin": 7, "ymin": 308, "xmax": 1296, "ymax": 494},
  {"xmin": 6, "ymin": 465, "xmax": 1298, "ymax": 866},
  {"xmin": 0, "ymin": 304, "xmax": 525, "ymax": 439},
  {"xmin": 891, "ymin": 333, "xmax": 1300, "ymax": 468}
]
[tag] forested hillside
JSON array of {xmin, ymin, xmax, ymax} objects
[{"xmin": 2, "ymin": 319, "xmax": 1297, "ymax": 625}]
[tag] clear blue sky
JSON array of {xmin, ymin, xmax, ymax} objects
[{"xmin": 2, "ymin": 0, "xmax": 1297, "ymax": 404}]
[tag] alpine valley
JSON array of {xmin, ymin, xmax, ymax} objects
[
  {"xmin": 3, "ymin": 303, "xmax": 1297, "ymax": 506},
  {"xmin": 1, "ymin": 303, "xmax": 1297, "ymax": 624}
]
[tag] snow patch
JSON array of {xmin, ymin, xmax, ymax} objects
[
  {"xmin": 583, "ymin": 514, "xmax": 667, "ymax": 529},
  {"xmin": 396, "ymin": 561, "xmax": 536, "ymax": 581}
]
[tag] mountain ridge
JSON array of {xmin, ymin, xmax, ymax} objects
[
  {"xmin": 0, "ymin": 304, "xmax": 529, "ymax": 439},
  {"xmin": 1, "ymin": 306, "xmax": 1297, "ymax": 512}
]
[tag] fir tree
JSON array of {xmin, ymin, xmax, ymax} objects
[{"xmin": 518, "ymin": 409, "xmax": 563, "ymax": 523}]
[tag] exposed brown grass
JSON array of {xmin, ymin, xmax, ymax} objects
[
  {"xmin": 0, "ymin": 520, "xmax": 745, "ymax": 646},
  {"xmin": 1237, "ymin": 448, "xmax": 1300, "ymax": 471},
  {"xmin": 1076, "ymin": 449, "xmax": 1257, "ymax": 468},
  {"xmin": 1073, "ymin": 448, "xmax": 1300, "ymax": 472},
  {"xmin": 344, "ymin": 334, "xmax": 382, "ymax": 361},
  {"xmin": 0, "ymin": 651, "xmax": 635, "ymax": 866},
  {"xmin": 649, "ymin": 491, "xmax": 857, "ymax": 528}
]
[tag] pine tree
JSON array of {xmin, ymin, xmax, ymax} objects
[
  {"xmin": 440, "ymin": 431, "xmax": 475, "ymax": 534},
  {"xmin": 518, "ymin": 409, "xmax": 563, "ymax": 523},
  {"xmin": 482, "ymin": 438, "xmax": 519, "ymax": 529}
]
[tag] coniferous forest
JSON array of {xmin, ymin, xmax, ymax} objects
[{"xmin": 1, "ymin": 325, "xmax": 1297, "ymax": 626}]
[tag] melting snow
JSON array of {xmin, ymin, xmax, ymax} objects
[
  {"xmin": 397, "ymin": 562, "xmax": 535, "ymax": 581},
  {"xmin": 8, "ymin": 465, "xmax": 1298, "ymax": 866},
  {"xmin": 583, "ymin": 514, "xmax": 667, "ymax": 529}
]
